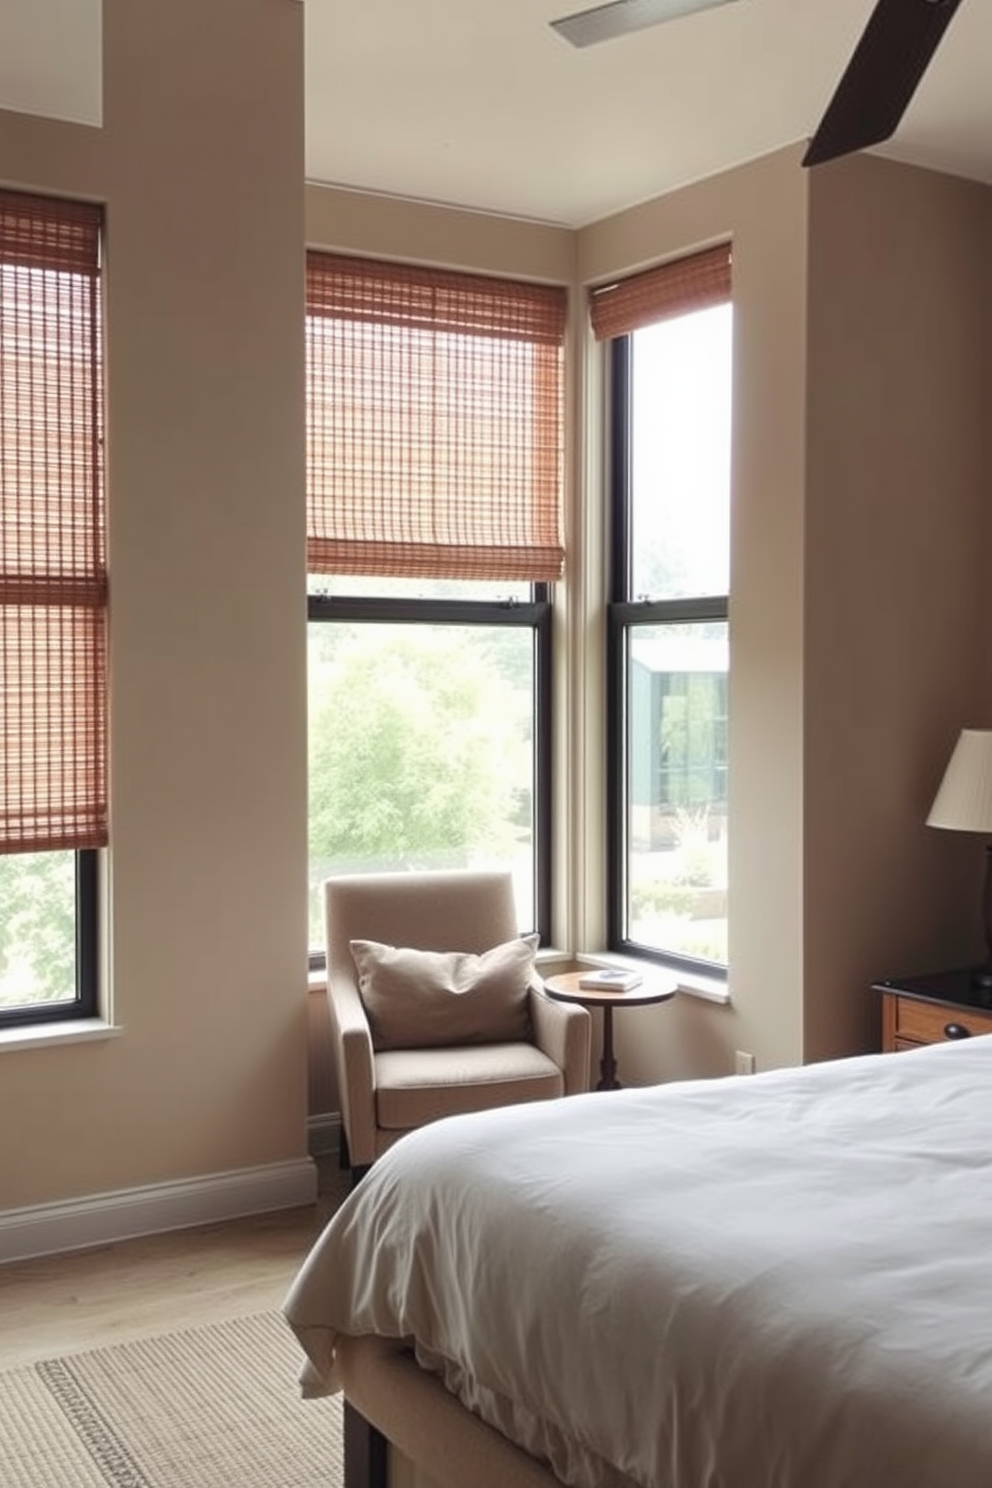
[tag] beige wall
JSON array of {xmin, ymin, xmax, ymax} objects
[
  {"xmin": 0, "ymin": 0, "xmax": 308, "ymax": 1209},
  {"xmin": 578, "ymin": 147, "xmax": 812, "ymax": 1082},
  {"xmin": 305, "ymin": 186, "xmax": 576, "ymax": 284},
  {"xmin": 3, "ymin": 6, "xmax": 991, "ymax": 1222},
  {"xmin": 803, "ymin": 155, "xmax": 992, "ymax": 1060}
]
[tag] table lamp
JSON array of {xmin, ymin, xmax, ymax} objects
[{"xmin": 926, "ymin": 728, "xmax": 992, "ymax": 988}]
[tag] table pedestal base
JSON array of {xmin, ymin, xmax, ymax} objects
[{"xmin": 597, "ymin": 1006, "xmax": 620, "ymax": 1090}]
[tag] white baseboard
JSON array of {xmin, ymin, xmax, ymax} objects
[{"xmin": 0, "ymin": 1157, "xmax": 318, "ymax": 1265}]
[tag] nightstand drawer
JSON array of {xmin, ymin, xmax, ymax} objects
[{"xmin": 893, "ymin": 996, "xmax": 992, "ymax": 1045}]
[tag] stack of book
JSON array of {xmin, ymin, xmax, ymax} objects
[{"xmin": 577, "ymin": 968, "xmax": 643, "ymax": 991}]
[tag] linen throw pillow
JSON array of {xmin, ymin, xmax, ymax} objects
[{"xmin": 350, "ymin": 934, "xmax": 539, "ymax": 1051}]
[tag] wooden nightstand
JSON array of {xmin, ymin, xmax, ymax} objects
[{"xmin": 872, "ymin": 968, "xmax": 992, "ymax": 1053}]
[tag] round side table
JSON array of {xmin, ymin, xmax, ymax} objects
[{"xmin": 543, "ymin": 971, "xmax": 677, "ymax": 1090}]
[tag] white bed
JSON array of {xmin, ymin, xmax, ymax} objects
[{"xmin": 284, "ymin": 1038, "xmax": 992, "ymax": 1488}]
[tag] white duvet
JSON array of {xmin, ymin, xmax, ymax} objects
[{"xmin": 284, "ymin": 1039, "xmax": 992, "ymax": 1488}]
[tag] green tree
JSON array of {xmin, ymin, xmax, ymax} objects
[
  {"xmin": 308, "ymin": 626, "xmax": 526, "ymax": 873},
  {"xmin": 0, "ymin": 851, "xmax": 76, "ymax": 1005}
]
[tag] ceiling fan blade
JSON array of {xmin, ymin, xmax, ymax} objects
[
  {"xmin": 803, "ymin": 0, "xmax": 965, "ymax": 168},
  {"xmin": 551, "ymin": 0, "xmax": 741, "ymax": 50}
]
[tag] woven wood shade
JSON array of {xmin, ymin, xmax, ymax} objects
[
  {"xmin": 0, "ymin": 190, "xmax": 107, "ymax": 855},
  {"xmin": 306, "ymin": 253, "xmax": 567, "ymax": 582},
  {"xmin": 589, "ymin": 243, "xmax": 731, "ymax": 341}
]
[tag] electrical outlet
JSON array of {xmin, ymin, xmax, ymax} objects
[{"xmin": 734, "ymin": 1050, "xmax": 756, "ymax": 1076}]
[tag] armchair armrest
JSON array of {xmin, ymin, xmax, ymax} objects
[
  {"xmin": 326, "ymin": 974, "xmax": 377, "ymax": 1168},
  {"xmin": 528, "ymin": 983, "xmax": 591, "ymax": 1096}
]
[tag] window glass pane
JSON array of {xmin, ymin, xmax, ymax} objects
[
  {"xmin": 307, "ymin": 621, "xmax": 536, "ymax": 950},
  {"xmin": 0, "ymin": 850, "xmax": 76, "ymax": 1009},
  {"xmin": 626, "ymin": 622, "xmax": 728, "ymax": 965},
  {"xmin": 630, "ymin": 303, "xmax": 732, "ymax": 601}
]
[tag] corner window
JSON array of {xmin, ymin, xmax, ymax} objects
[
  {"xmin": 0, "ymin": 190, "xmax": 106, "ymax": 1029},
  {"xmin": 305, "ymin": 254, "xmax": 566, "ymax": 960},
  {"xmin": 595, "ymin": 246, "xmax": 732, "ymax": 974}
]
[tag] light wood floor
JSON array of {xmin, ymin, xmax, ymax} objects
[{"xmin": 0, "ymin": 1157, "xmax": 350, "ymax": 1372}]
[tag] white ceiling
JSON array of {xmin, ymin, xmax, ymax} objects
[
  {"xmin": 2, "ymin": 1, "xmax": 990, "ymax": 230},
  {"xmin": 305, "ymin": 0, "xmax": 992, "ymax": 227}
]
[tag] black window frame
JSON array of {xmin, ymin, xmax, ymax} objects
[
  {"xmin": 606, "ymin": 335, "xmax": 729, "ymax": 979},
  {"xmin": 307, "ymin": 586, "xmax": 553, "ymax": 970},
  {"xmin": 0, "ymin": 849, "xmax": 100, "ymax": 1030}
]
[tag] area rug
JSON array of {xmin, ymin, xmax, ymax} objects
[{"xmin": 0, "ymin": 1310, "xmax": 343, "ymax": 1488}]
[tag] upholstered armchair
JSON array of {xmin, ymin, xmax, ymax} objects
[{"xmin": 324, "ymin": 869, "xmax": 591, "ymax": 1183}]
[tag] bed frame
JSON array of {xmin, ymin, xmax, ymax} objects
[{"xmin": 337, "ymin": 1335, "xmax": 584, "ymax": 1488}]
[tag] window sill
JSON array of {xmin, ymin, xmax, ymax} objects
[
  {"xmin": 0, "ymin": 1019, "xmax": 123, "ymax": 1054},
  {"xmin": 575, "ymin": 956, "xmax": 731, "ymax": 1007},
  {"xmin": 311, "ymin": 956, "xmax": 731, "ymax": 1006},
  {"xmin": 672, "ymin": 970, "xmax": 731, "ymax": 1006}
]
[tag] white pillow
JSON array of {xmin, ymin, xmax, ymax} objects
[{"xmin": 350, "ymin": 935, "xmax": 539, "ymax": 1051}]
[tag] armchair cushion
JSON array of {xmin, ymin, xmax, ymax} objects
[{"xmin": 350, "ymin": 934, "xmax": 539, "ymax": 1051}]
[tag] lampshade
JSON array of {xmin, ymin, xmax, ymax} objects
[{"xmin": 927, "ymin": 730, "xmax": 992, "ymax": 833}]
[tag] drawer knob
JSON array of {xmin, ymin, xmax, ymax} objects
[{"xmin": 943, "ymin": 1022, "xmax": 971, "ymax": 1041}]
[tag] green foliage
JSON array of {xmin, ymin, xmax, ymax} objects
[
  {"xmin": 675, "ymin": 925, "xmax": 728, "ymax": 964},
  {"xmin": 659, "ymin": 672, "xmax": 725, "ymax": 810},
  {"xmin": 308, "ymin": 626, "xmax": 527, "ymax": 873},
  {"xmin": 0, "ymin": 851, "xmax": 76, "ymax": 1006},
  {"xmin": 629, "ymin": 878, "xmax": 697, "ymax": 919},
  {"xmin": 627, "ymin": 873, "xmax": 727, "ymax": 966}
]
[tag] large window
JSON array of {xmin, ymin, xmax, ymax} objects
[
  {"xmin": 595, "ymin": 246, "xmax": 732, "ymax": 974},
  {"xmin": 305, "ymin": 254, "xmax": 566, "ymax": 959},
  {"xmin": 0, "ymin": 191, "xmax": 106, "ymax": 1028}
]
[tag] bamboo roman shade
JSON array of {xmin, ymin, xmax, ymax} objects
[
  {"xmin": 306, "ymin": 252, "xmax": 567, "ymax": 582},
  {"xmin": 0, "ymin": 190, "xmax": 107, "ymax": 855},
  {"xmin": 589, "ymin": 243, "xmax": 731, "ymax": 342}
]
